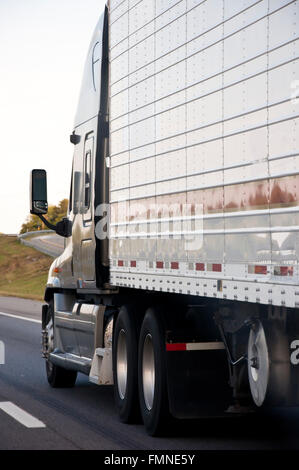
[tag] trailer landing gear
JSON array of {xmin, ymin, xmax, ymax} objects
[{"xmin": 247, "ymin": 320, "xmax": 290, "ymax": 407}]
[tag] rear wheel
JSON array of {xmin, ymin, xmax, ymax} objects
[
  {"xmin": 45, "ymin": 301, "xmax": 77, "ymax": 388},
  {"xmin": 138, "ymin": 308, "xmax": 170, "ymax": 436},
  {"xmin": 113, "ymin": 305, "xmax": 141, "ymax": 423}
]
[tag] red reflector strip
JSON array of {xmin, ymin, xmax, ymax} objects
[
  {"xmin": 255, "ymin": 265, "xmax": 267, "ymax": 275},
  {"xmin": 171, "ymin": 261, "xmax": 179, "ymax": 270},
  {"xmin": 130, "ymin": 260, "xmax": 136, "ymax": 268},
  {"xmin": 280, "ymin": 266, "xmax": 288, "ymax": 276},
  {"xmin": 166, "ymin": 342, "xmax": 225, "ymax": 352},
  {"xmin": 280, "ymin": 266, "xmax": 293, "ymax": 276},
  {"xmin": 196, "ymin": 263, "xmax": 205, "ymax": 271},
  {"xmin": 118, "ymin": 260, "xmax": 124, "ymax": 267},
  {"xmin": 212, "ymin": 264, "xmax": 222, "ymax": 272},
  {"xmin": 166, "ymin": 343, "xmax": 186, "ymax": 351},
  {"xmin": 156, "ymin": 261, "xmax": 164, "ymax": 269}
]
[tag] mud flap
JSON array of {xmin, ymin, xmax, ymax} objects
[
  {"xmin": 42, "ymin": 304, "xmax": 49, "ymax": 329},
  {"xmin": 166, "ymin": 349, "xmax": 231, "ymax": 419}
]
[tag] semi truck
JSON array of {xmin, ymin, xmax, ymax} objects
[{"xmin": 30, "ymin": 0, "xmax": 299, "ymax": 435}]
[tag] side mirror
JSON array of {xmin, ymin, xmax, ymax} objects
[{"xmin": 30, "ymin": 169, "xmax": 48, "ymax": 215}]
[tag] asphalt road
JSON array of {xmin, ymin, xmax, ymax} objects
[
  {"xmin": 1, "ymin": 296, "xmax": 299, "ymax": 450},
  {"xmin": 22, "ymin": 234, "xmax": 64, "ymax": 258}
]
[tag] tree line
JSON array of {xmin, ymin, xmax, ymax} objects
[{"xmin": 20, "ymin": 199, "xmax": 68, "ymax": 234}]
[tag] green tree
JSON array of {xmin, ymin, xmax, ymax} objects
[
  {"xmin": 20, "ymin": 199, "xmax": 69, "ymax": 234},
  {"xmin": 20, "ymin": 214, "xmax": 43, "ymax": 233}
]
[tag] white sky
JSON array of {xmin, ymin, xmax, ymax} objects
[{"xmin": 0, "ymin": 0, "xmax": 106, "ymax": 233}]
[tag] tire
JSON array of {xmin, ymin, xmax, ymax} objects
[
  {"xmin": 112, "ymin": 305, "xmax": 141, "ymax": 423},
  {"xmin": 45, "ymin": 301, "xmax": 77, "ymax": 388},
  {"xmin": 138, "ymin": 308, "xmax": 170, "ymax": 436}
]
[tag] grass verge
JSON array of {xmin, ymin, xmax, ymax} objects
[{"xmin": 0, "ymin": 235, "xmax": 52, "ymax": 301}]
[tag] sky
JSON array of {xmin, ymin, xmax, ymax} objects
[{"xmin": 0, "ymin": 0, "xmax": 106, "ymax": 233}]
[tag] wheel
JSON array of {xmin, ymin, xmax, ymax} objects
[
  {"xmin": 112, "ymin": 305, "xmax": 141, "ymax": 423},
  {"xmin": 44, "ymin": 301, "xmax": 77, "ymax": 388},
  {"xmin": 247, "ymin": 320, "xmax": 290, "ymax": 407},
  {"xmin": 138, "ymin": 308, "xmax": 170, "ymax": 436}
]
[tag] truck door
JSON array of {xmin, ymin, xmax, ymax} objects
[
  {"xmin": 80, "ymin": 133, "xmax": 96, "ymax": 282},
  {"xmin": 71, "ymin": 131, "xmax": 96, "ymax": 284},
  {"xmin": 72, "ymin": 132, "xmax": 97, "ymax": 358}
]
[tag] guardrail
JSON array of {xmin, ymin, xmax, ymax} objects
[
  {"xmin": 18, "ymin": 230, "xmax": 59, "ymax": 258},
  {"xmin": 17, "ymin": 230, "xmax": 54, "ymax": 240}
]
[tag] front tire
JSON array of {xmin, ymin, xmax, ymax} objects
[
  {"xmin": 138, "ymin": 308, "xmax": 170, "ymax": 436},
  {"xmin": 45, "ymin": 301, "xmax": 77, "ymax": 388},
  {"xmin": 46, "ymin": 359, "xmax": 77, "ymax": 388}
]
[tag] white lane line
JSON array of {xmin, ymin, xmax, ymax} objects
[
  {"xmin": 0, "ymin": 402, "xmax": 46, "ymax": 428},
  {"xmin": 0, "ymin": 311, "xmax": 41, "ymax": 324}
]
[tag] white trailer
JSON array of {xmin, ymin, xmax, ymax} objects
[{"xmin": 30, "ymin": 0, "xmax": 299, "ymax": 435}]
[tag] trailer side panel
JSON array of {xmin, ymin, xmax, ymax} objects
[{"xmin": 108, "ymin": 0, "xmax": 299, "ymax": 308}]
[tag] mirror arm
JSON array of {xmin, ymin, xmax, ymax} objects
[
  {"xmin": 38, "ymin": 214, "xmax": 57, "ymax": 231},
  {"xmin": 37, "ymin": 214, "xmax": 72, "ymax": 238}
]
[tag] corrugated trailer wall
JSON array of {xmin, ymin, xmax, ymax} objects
[{"xmin": 108, "ymin": 0, "xmax": 299, "ymax": 308}]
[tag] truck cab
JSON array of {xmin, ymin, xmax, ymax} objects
[{"xmin": 47, "ymin": 9, "xmax": 109, "ymax": 294}]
